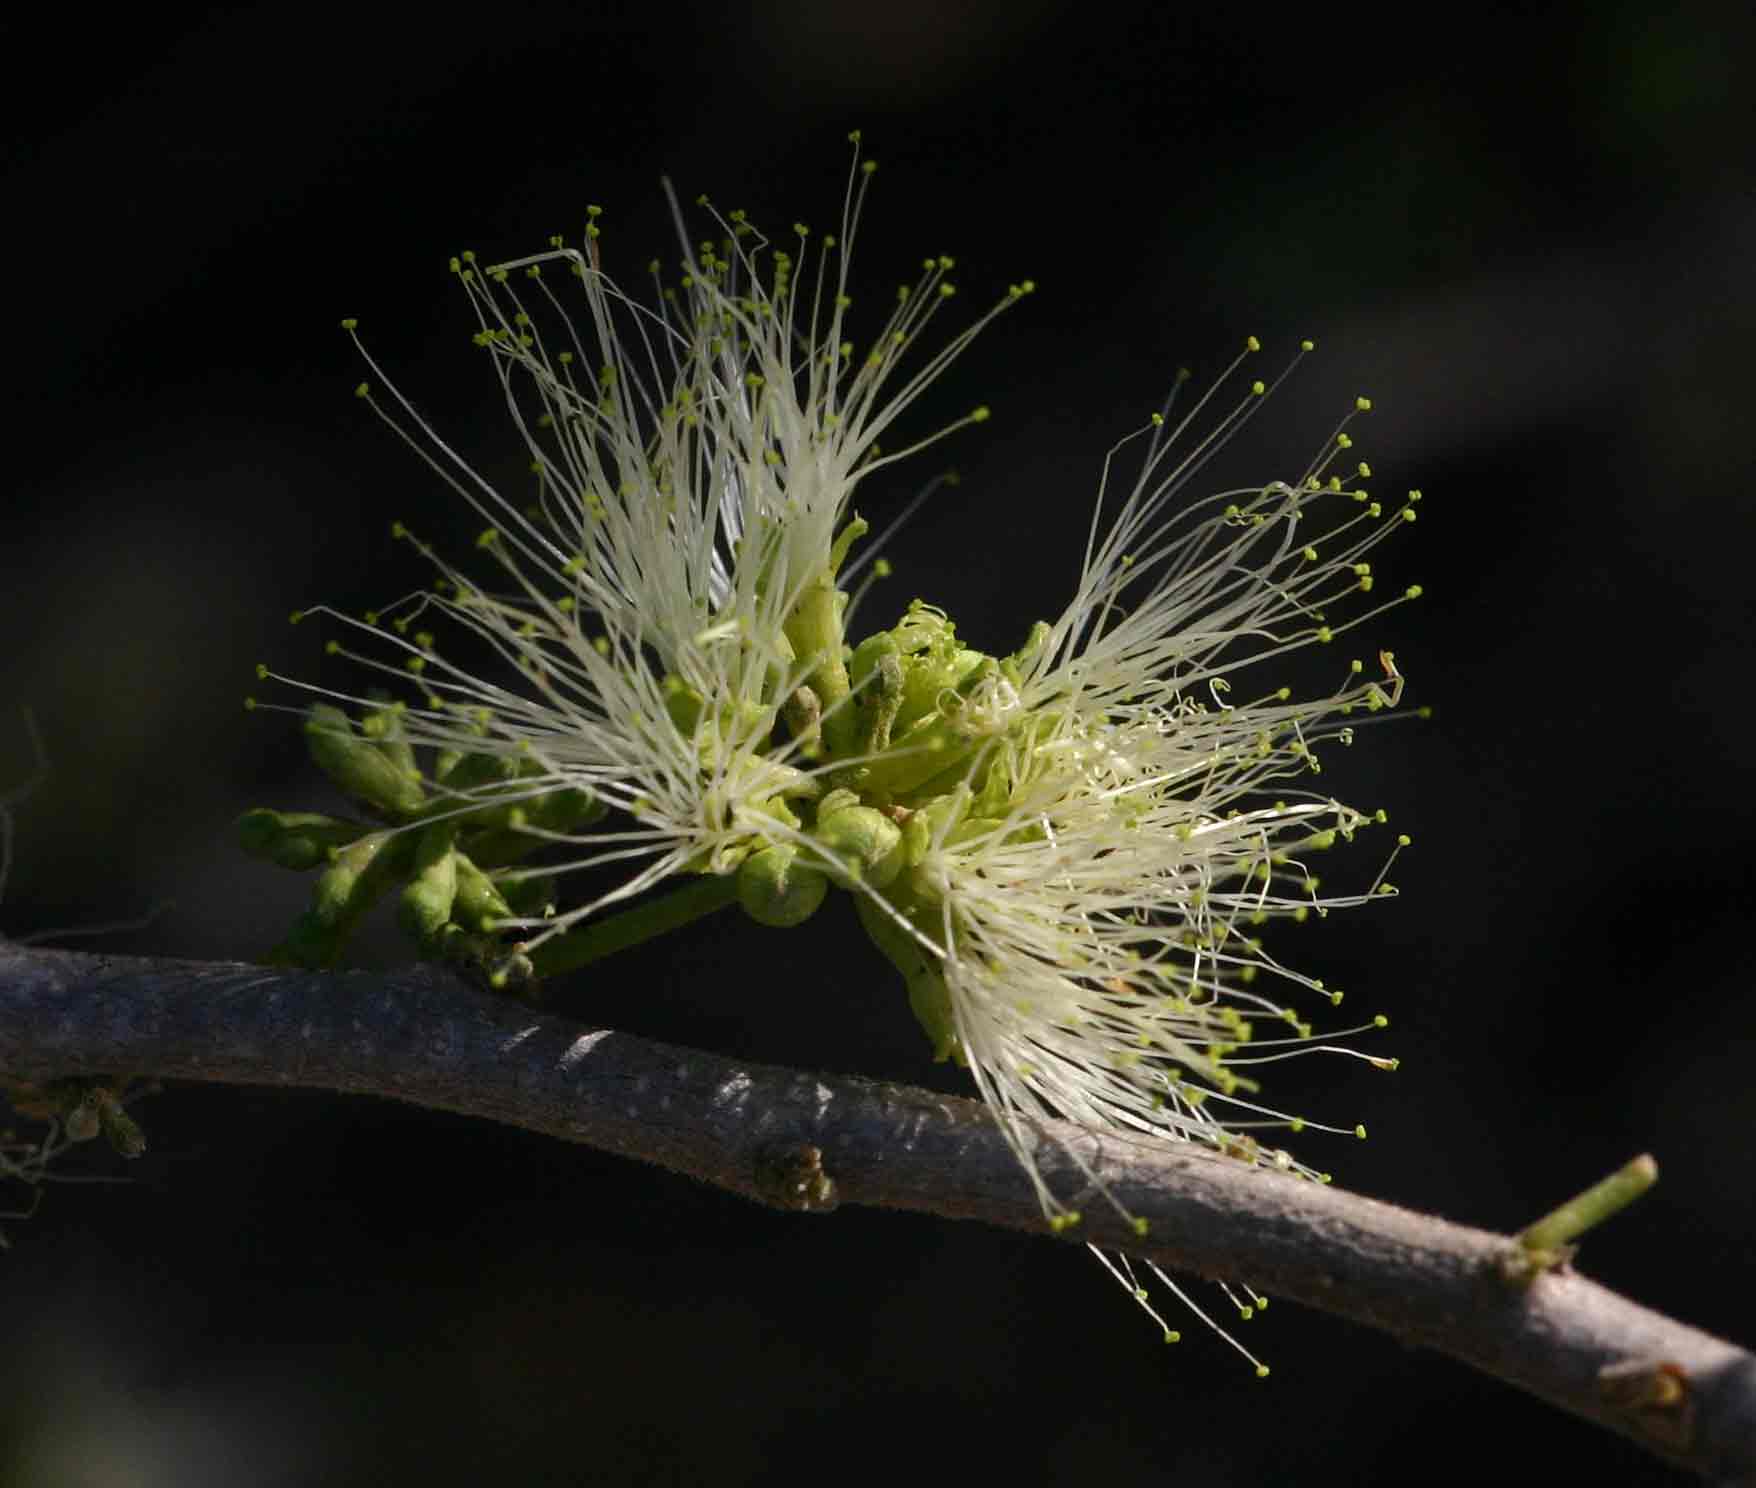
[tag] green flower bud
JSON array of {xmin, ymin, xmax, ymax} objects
[
  {"xmin": 236, "ymin": 808, "xmax": 367, "ymax": 871},
  {"xmin": 272, "ymin": 831, "xmax": 400, "ymax": 967},
  {"xmin": 736, "ymin": 842, "xmax": 829, "ymax": 927},
  {"xmin": 305, "ymin": 705, "xmax": 426, "ymax": 818},
  {"xmin": 359, "ymin": 701, "xmax": 418, "ymax": 777},
  {"xmin": 497, "ymin": 870, "xmax": 557, "ymax": 919},
  {"xmin": 813, "ymin": 804, "xmax": 903, "ymax": 888},
  {"xmin": 853, "ymin": 890, "xmax": 963, "ymax": 1064},
  {"xmin": 436, "ymin": 749, "xmax": 524, "ymax": 794},
  {"xmin": 857, "ymin": 712, "xmax": 979, "ymax": 798},
  {"xmin": 848, "ymin": 629, "xmax": 898, "ymax": 688},
  {"xmin": 451, "ymin": 851, "xmax": 514, "ymax": 931},
  {"xmin": 310, "ymin": 834, "xmax": 395, "ymax": 922},
  {"xmin": 816, "ymin": 786, "xmax": 862, "ymax": 817},
  {"xmin": 906, "ymin": 965, "xmax": 961, "ymax": 1065},
  {"xmin": 398, "ymin": 822, "xmax": 460, "ymax": 947},
  {"xmin": 525, "ymin": 785, "xmax": 605, "ymax": 834}
]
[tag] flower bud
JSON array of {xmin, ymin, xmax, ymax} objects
[
  {"xmin": 273, "ymin": 832, "xmax": 398, "ymax": 967},
  {"xmin": 853, "ymin": 889, "xmax": 962, "ymax": 1063},
  {"xmin": 398, "ymin": 823, "xmax": 460, "ymax": 947},
  {"xmin": 236, "ymin": 808, "xmax": 366, "ymax": 871},
  {"xmin": 305, "ymin": 705, "xmax": 426, "ymax": 818},
  {"xmin": 813, "ymin": 804, "xmax": 903, "ymax": 887},
  {"xmin": 451, "ymin": 851, "xmax": 514, "ymax": 931},
  {"xmin": 737, "ymin": 843, "xmax": 829, "ymax": 927}
]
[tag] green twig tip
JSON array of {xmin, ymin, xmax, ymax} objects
[{"xmin": 1503, "ymin": 1154, "xmax": 1660, "ymax": 1283}]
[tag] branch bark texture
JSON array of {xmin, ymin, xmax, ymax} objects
[{"xmin": 2, "ymin": 941, "xmax": 1751, "ymax": 1481}]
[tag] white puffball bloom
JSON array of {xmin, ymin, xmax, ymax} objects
[
  {"xmin": 266, "ymin": 145, "xmax": 1025, "ymax": 932},
  {"xmin": 863, "ymin": 361, "xmax": 1423, "ymax": 1365},
  {"xmin": 255, "ymin": 141, "xmax": 1423, "ymax": 1367}
]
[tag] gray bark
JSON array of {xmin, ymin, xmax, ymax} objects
[{"xmin": 2, "ymin": 941, "xmax": 1751, "ymax": 1482}]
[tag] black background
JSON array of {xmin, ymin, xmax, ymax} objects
[{"xmin": 3, "ymin": 2, "xmax": 1753, "ymax": 1483}]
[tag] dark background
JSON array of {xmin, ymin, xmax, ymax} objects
[{"xmin": 3, "ymin": 2, "xmax": 1752, "ymax": 1483}]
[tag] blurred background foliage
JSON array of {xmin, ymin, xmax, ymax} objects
[{"xmin": 2, "ymin": 1, "xmax": 1752, "ymax": 1482}]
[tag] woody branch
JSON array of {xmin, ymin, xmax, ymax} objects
[{"xmin": 1, "ymin": 940, "xmax": 1751, "ymax": 1483}]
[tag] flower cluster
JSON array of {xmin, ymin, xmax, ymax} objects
[{"xmin": 245, "ymin": 136, "xmax": 1421, "ymax": 1366}]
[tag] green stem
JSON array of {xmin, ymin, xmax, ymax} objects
[
  {"xmin": 526, "ymin": 873, "xmax": 740, "ymax": 979},
  {"xmin": 1518, "ymin": 1153, "xmax": 1659, "ymax": 1254}
]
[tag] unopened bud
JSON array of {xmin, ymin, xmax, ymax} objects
[
  {"xmin": 305, "ymin": 705, "xmax": 426, "ymax": 817},
  {"xmin": 737, "ymin": 843, "xmax": 829, "ymax": 927},
  {"xmin": 813, "ymin": 805, "xmax": 903, "ymax": 887},
  {"xmin": 236, "ymin": 809, "xmax": 366, "ymax": 871}
]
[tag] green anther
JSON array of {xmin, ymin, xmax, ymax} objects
[
  {"xmin": 736, "ymin": 842, "xmax": 830, "ymax": 927},
  {"xmin": 235, "ymin": 808, "xmax": 368, "ymax": 871},
  {"xmin": 397, "ymin": 822, "xmax": 460, "ymax": 950},
  {"xmin": 304, "ymin": 705, "xmax": 425, "ymax": 818}
]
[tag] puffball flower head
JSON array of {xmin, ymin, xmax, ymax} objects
[{"xmin": 248, "ymin": 134, "xmax": 1422, "ymax": 1366}]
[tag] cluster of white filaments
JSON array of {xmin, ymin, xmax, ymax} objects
[
  {"xmin": 264, "ymin": 141, "xmax": 1029, "ymax": 925},
  {"xmin": 255, "ymin": 137, "xmax": 1423, "ymax": 1370}
]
